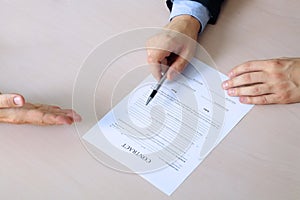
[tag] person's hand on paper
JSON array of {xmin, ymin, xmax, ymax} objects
[
  {"xmin": 146, "ymin": 15, "xmax": 201, "ymax": 81},
  {"xmin": 222, "ymin": 58, "xmax": 300, "ymax": 104},
  {"xmin": 0, "ymin": 93, "xmax": 81, "ymax": 125}
]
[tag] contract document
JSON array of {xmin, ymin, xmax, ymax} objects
[{"xmin": 83, "ymin": 58, "xmax": 253, "ymax": 195}]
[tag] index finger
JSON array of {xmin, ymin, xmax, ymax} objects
[
  {"xmin": 228, "ymin": 60, "xmax": 265, "ymax": 78},
  {"xmin": 147, "ymin": 48, "xmax": 171, "ymax": 80}
]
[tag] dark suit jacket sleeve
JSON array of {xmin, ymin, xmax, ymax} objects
[{"xmin": 166, "ymin": 0, "xmax": 224, "ymax": 24}]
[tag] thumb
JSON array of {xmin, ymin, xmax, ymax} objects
[{"xmin": 0, "ymin": 94, "xmax": 25, "ymax": 108}]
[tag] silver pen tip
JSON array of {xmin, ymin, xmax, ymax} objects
[{"xmin": 146, "ymin": 97, "xmax": 152, "ymax": 106}]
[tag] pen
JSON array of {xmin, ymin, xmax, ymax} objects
[{"xmin": 146, "ymin": 69, "xmax": 169, "ymax": 106}]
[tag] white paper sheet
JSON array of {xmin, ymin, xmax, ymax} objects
[{"xmin": 83, "ymin": 58, "xmax": 253, "ymax": 195}]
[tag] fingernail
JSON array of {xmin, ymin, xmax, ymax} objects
[
  {"xmin": 13, "ymin": 96, "xmax": 23, "ymax": 105},
  {"xmin": 240, "ymin": 97, "xmax": 246, "ymax": 103},
  {"xmin": 228, "ymin": 89, "xmax": 235, "ymax": 96},
  {"xmin": 228, "ymin": 71, "xmax": 234, "ymax": 78},
  {"xmin": 222, "ymin": 81, "xmax": 228, "ymax": 89}
]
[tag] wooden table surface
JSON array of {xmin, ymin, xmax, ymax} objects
[{"xmin": 0, "ymin": 0, "xmax": 299, "ymax": 199}]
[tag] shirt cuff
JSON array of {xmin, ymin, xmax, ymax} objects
[{"xmin": 169, "ymin": 0, "xmax": 210, "ymax": 33}]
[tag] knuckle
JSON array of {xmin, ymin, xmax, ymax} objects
[
  {"xmin": 227, "ymin": 80, "xmax": 233, "ymax": 87},
  {"xmin": 264, "ymin": 60, "xmax": 274, "ymax": 66},
  {"xmin": 251, "ymin": 86, "xmax": 260, "ymax": 94},
  {"xmin": 274, "ymin": 59, "xmax": 284, "ymax": 67},
  {"xmin": 277, "ymin": 82, "xmax": 289, "ymax": 90},
  {"xmin": 265, "ymin": 60, "xmax": 276, "ymax": 66},
  {"xmin": 262, "ymin": 96, "xmax": 269, "ymax": 104},
  {"xmin": 267, "ymin": 59, "xmax": 284, "ymax": 69},
  {"xmin": 0, "ymin": 96, "xmax": 12, "ymax": 107},
  {"xmin": 243, "ymin": 73, "xmax": 252, "ymax": 82},
  {"xmin": 267, "ymin": 84, "xmax": 274, "ymax": 92},
  {"xmin": 244, "ymin": 97, "xmax": 251, "ymax": 104},
  {"xmin": 242, "ymin": 61, "xmax": 254, "ymax": 71},
  {"xmin": 6, "ymin": 98, "xmax": 12, "ymax": 107},
  {"xmin": 255, "ymin": 95, "xmax": 269, "ymax": 105},
  {"xmin": 271, "ymin": 72, "xmax": 285, "ymax": 80},
  {"xmin": 278, "ymin": 91, "xmax": 292, "ymax": 104},
  {"xmin": 147, "ymin": 56, "xmax": 154, "ymax": 63}
]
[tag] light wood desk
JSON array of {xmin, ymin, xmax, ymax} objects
[{"xmin": 0, "ymin": 1, "xmax": 299, "ymax": 199}]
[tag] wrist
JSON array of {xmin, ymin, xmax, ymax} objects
[{"xmin": 172, "ymin": 15, "xmax": 201, "ymax": 33}]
